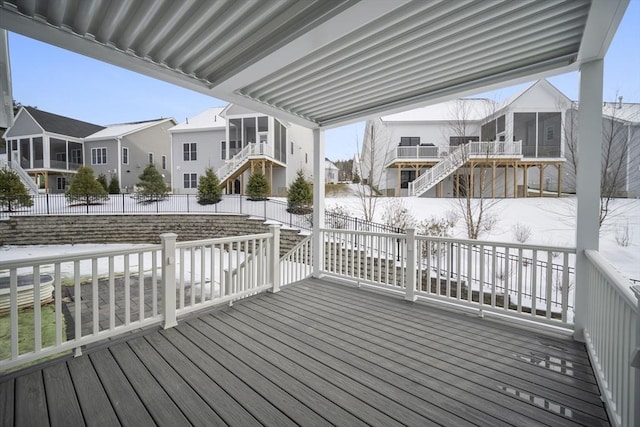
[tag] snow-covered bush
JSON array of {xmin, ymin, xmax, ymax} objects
[
  {"xmin": 381, "ymin": 199, "xmax": 415, "ymax": 231},
  {"xmin": 512, "ymin": 222, "xmax": 532, "ymax": 243}
]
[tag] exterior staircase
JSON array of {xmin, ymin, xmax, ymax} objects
[
  {"xmin": 408, "ymin": 143, "xmax": 468, "ymax": 197},
  {"xmin": 0, "ymin": 158, "xmax": 40, "ymax": 195},
  {"xmin": 216, "ymin": 142, "xmax": 274, "ymax": 189}
]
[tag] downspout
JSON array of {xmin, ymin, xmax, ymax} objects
[{"xmin": 117, "ymin": 137, "xmax": 122, "ymax": 190}]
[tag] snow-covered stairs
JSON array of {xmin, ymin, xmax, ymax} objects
[{"xmin": 408, "ymin": 143, "xmax": 468, "ymax": 197}]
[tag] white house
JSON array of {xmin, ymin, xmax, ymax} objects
[
  {"xmin": 84, "ymin": 118, "xmax": 176, "ymax": 192},
  {"xmin": 169, "ymin": 104, "xmax": 314, "ymax": 196},
  {"xmin": 325, "ymin": 158, "xmax": 339, "ymax": 184}
]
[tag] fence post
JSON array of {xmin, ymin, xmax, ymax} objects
[
  {"xmin": 263, "ymin": 199, "xmax": 267, "ymax": 220},
  {"xmin": 46, "ymin": 193, "xmax": 50, "ymax": 215},
  {"xmin": 405, "ymin": 228, "xmax": 417, "ymax": 301},
  {"xmin": 269, "ymin": 224, "xmax": 281, "ymax": 293},
  {"xmin": 160, "ymin": 233, "xmax": 178, "ymax": 329},
  {"xmin": 187, "ymin": 194, "xmax": 190, "ymax": 213},
  {"xmin": 631, "ymin": 286, "xmax": 640, "ymax": 427}
]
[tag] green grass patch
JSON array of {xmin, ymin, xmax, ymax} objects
[{"xmin": 0, "ymin": 304, "xmax": 64, "ymax": 360}]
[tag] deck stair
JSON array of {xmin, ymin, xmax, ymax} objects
[
  {"xmin": 217, "ymin": 142, "xmax": 276, "ymax": 189},
  {"xmin": 408, "ymin": 143, "xmax": 467, "ymax": 197},
  {"xmin": 0, "ymin": 158, "xmax": 39, "ymax": 195}
]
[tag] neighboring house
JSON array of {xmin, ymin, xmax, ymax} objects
[
  {"xmin": 169, "ymin": 104, "xmax": 314, "ymax": 196},
  {"xmin": 325, "ymin": 158, "xmax": 339, "ymax": 184},
  {"xmin": 84, "ymin": 118, "xmax": 176, "ymax": 192},
  {"xmin": 363, "ymin": 80, "xmax": 574, "ymax": 197},
  {"xmin": 4, "ymin": 106, "xmax": 104, "ymax": 193}
]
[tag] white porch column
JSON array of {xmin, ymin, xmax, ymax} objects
[
  {"xmin": 312, "ymin": 128, "xmax": 325, "ymax": 278},
  {"xmin": 574, "ymin": 59, "xmax": 603, "ymax": 341}
]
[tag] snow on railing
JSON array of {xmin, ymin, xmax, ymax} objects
[
  {"xmin": 281, "ymin": 234, "xmax": 313, "ymax": 286},
  {"xmin": 217, "ymin": 142, "xmax": 274, "ymax": 183},
  {"xmin": 467, "ymin": 141, "xmax": 522, "ymax": 157},
  {"xmin": 319, "ymin": 227, "xmax": 575, "ymax": 329},
  {"xmin": 0, "ymin": 158, "xmax": 39, "ymax": 194},
  {"xmin": 408, "ymin": 143, "xmax": 467, "ymax": 197},
  {"xmin": 583, "ymin": 250, "xmax": 638, "ymax": 427},
  {"xmin": 0, "ymin": 228, "xmax": 281, "ymax": 371}
]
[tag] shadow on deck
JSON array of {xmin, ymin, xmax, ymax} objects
[{"xmin": 0, "ymin": 278, "xmax": 608, "ymax": 426}]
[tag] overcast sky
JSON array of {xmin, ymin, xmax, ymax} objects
[{"xmin": 8, "ymin": 0, "xmax": 640, "ymax": 162}]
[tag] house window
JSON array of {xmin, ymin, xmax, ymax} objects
[
  {"xmin": 183, "ymin": 173, "xmax": 198, "ymax": 189},
  {"xmin": 399, "ymin": 137, "xmax": 420, "ymax": 146},
  {"xmin": 183, "ymin": 142, "xmax": 197, "ymax": 161},
  {"xmin": 91, "ymin": 147, "xmax": 107, "ymax": 165},
  {"xmin": 291, "ymin": 141, "xmax": 294, "ymax": 155},
  {"xmin": 305, "ymin": 153, "xmax": 308, "ymax": 164},
  {"xmin": 148, "ymin": 152, "xmax": 154, "ymax": 164},
  {"xmin": 122, "ymin": 147, "xmax": 129, "ymax": 164},
  {"xmin": 449, "ymin": 136, "xmax": 479, "ymax": 146},
  {"xmin": 221, "ymin": 141, "xmax": 226, "ymax": 159},
  {"xmin": 162, "ymin": 155, "xmax": 167, "ymax": 170},
  {"xmin": 400, "ymin": 170, "xmax": 416, "ymax": 189},
  {"xmin": 71, "ymin": 149, "xmax": 82, "ymax": 164},
  {"xmin": 546, "ymin": 126, "xmax": 554, "ymax": 141},
  {"xmin": 57, "ymin": 177, "xmax": 66, "ymax": 190}
]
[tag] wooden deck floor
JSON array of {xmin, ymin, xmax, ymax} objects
[{"xmin": 0, "ymin": 278, "xmax": 609, "ymax": 426}]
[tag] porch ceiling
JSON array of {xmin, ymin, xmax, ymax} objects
[{"xmin": 0, "ymin": 0, "xmax": 628, "ymax": 128}]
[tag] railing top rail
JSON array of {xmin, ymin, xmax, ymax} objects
[
  {"xmin": 320, "ymin": 227, "xmax": 405, "ymax": 238},
  {"xmin": 175, "ymin": 232, "xmax": 273, "ymax": 248},
  {"xmin": 585, "ymin": 249, "xmax": 638, "ymax": 310},
  {"xmin": 0, "ymin": 244, "xmax": 163, "ymax": 269},
  {"xmin": 415, "ymin": 234, "xmax": 576, "ymax": 253}
]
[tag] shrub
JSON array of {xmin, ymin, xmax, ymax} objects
[
  {"xmin": 96, "ymin": 173, "xmax": 109, "ymax": 192},
  {"xmin": 381, "ymin": 199, "xmax": 415, "ymax": 231},
  {"xmin": 0, "ymin": 167, "xmax": 33, "ymax": 212},
  {"xmin": 66, "ymin": 166, "xmax": 108, "ymax": 205},
  {"xmin": 287, "ymin": 169, "xmax": 313, "ymax": 214},
  {"xmin": 108, "ymin": 175, "xmax": 120, "ymax": 194},
  {"xmin": 615, "ymin": 221, "xmax": 632, "ymax": 247},
  {"xmin": 417, "ymin": 215, "xmax": 456, "ymax": 260},
  {"xmin": 197, "ymin": 168, "xmax": 222, "ymax": 205},
  {"xmin": 352, "ymin": 170, "xmax": 361, "ymax": 184},
  {"xmin": 246, "ymin": 171, "xmax": 270, "ymax": 201},
  {"xmin": 512, "ymin": 222, "xmax": 532, "ymax": 243},
  {"xmin": 326, "ymin": 205, "xmax": 352, "ymax": 229},
  {"xmin": 135, "ymin": 164, "xmax": 169, "ymax": 203}
]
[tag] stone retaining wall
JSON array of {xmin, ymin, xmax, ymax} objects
[{"xmin": 0, "ymin": 214, "xmax": 306, "ymax": 256}]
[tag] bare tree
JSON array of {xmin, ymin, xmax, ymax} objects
[
  {"xmin": 356, "ymin": 118, "xmax": 391, "ymax": 222},
  {"xmin": 447, "ymin": 99, "xmax": 503, "ymax": 239}
]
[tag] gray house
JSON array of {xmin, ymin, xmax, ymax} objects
[
  {"xmin": 4, "ymin": 106, "xmax": 104, "ymax": 192},
  {"xmin": 84, "ymin": 118, "xmax": 176, "ymax": 192}
]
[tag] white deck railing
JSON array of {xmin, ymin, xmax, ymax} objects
[
  {"xmin": 217, "ymin": 142, "xmax": 275, "ymax": 183},
  {"xmin": 281, "ymin": 234, "xmax": 313, "ymax": 286},
  {"xmin": 408, "ymin": 143, "xmax": 468, "ymax": 197},
  {"xmin": 320, "ymin": 228, "xmax": 576, "ymax": 329},
  {"xmin": 393, "ymin": 145, "xmax": 441, "ymax": 160},
  {"xmin": 467, "ymin": 141, "xmax": 522, "ymax": 157},
  {"xmin": 0, "ymin": 227, "xmax": 282, "ymax": 371},
  {"xmin": 0, "ymin": 158, "xmax": 39, "ymax": 194},
  {"xmin": 583, "ymin": 250, "xmax": 639, "ymax": 427}
]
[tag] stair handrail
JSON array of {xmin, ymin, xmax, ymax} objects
[
  {"xmin": 216, "ymin": 142, "xmax": 275, "ymax": 182},
  {"xmin": 408, "ymin": 143, "xmax": 468, "ymax": 196},
  {"xmin": 0, "ymin": 158, "xmax": 39, "ymax": 194}
]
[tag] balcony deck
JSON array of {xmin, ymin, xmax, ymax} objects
[{"xmin": 0, "ymin": 278, "xmax": 608, "ymax": 426}]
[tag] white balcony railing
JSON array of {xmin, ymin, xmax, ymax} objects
[
  {"xmin": 583, "ymin": 250, "xmax": 639, "ymax": 427},
  {"xmin": 393, "ymin": 145, "xmax": 441, "ymax": 159},
  {"xmin": 0, "ymin": 227, "xmax": 282, "ymax": 371},
  {"xmin": 408, "ymin": 143, "xmax": 468, "ymax": 197},
  {"xmin": 217, "ymin": 142, "xmax": 275, "ymax": 183},
  {"xmin": 467, "ymin": 141, "xmax": 522, "ymax": 157}
]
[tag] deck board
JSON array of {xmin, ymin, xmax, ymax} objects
[{"xmin": 0, "ymin": 278, "xmax": 610, "ymax": 426}]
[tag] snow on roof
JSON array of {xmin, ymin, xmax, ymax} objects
[
  {"xmin": 85, "ymin": 118, "xmax": 174, "ymax": 140},
  {"xmin": 169, "ymin": 107, "xmax": 227, "ymax": 132},
  {"xmin": 602, "ymin": 102, "xmax": 640, "ymax": 124},
  {"xmin": 381, "ymin": 98, "xmax": 495, "ymax": 122}
]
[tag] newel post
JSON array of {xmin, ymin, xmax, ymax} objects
[
  {"xmin": 405, "ymin": 228, "xmax": 417, "ymax": 302},
  {"xmin": 160, "ymin": 233, "xmax": 178, "ymax": 329},
  {"xmin": 269, "ymin": 224, "xmax": 281, "ymax": 293},
  {"xmin": 631, "ymin": 286, "xmax": 640, "ymax": 427}
]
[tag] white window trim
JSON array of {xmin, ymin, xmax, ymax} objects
[
  {"xmin": 162, "ymin": 155, "xmax": 167, "ymax": 170},
  {"xmin": 91, "ymin": 147, "xmax": 107, "ymax": 165},
  {"xmin": 183, "ymin": 142, "xmax": 197, "ymax": 161},
  {"xmin": 148, "ymin": 152, "xmax": 154, "ymax": 164},
  {"xmin": 122, "ymin": 147, "xmax": 129, "ymax": 165}
]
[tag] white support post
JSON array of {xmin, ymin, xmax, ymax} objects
[
  {"xmin": 269, "ymin": 224, "xmax": 281, "ymax": 293},
  {"xmin": 312, "ymin": 128, "xmax": 325, "ymax": 278},
  {"xmin": 574, "ymin": 59, "xmax": 603, "ymax": 342},
  {"xmin": 160, "ymin": 233, "xmax": 178, "ymax": 329},
  {"xmin": 405, "ymin": 228, "xmax": 417, "ymax": 302},
  {"xmin": 631, "ymin": 286, "xmax": 640, "ymax": 427}
]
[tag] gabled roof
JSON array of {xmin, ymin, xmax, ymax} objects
[
  {"xmin": 501, "ymin": 79, "xmax": 572, "ymax": 109},
  {"xmin": 169, "ymin": 107, "xmax": 226, "ymax": 133},
  {"xmin": 85, "ymin": 118, "xmax": 176, "ymax": 141},
  {"xmin": 602, "ymin": 102, "xmax": 640, "ymax": 124},
  {"xmin": 381, "ymin": 99, "xmax": 494, "ymax": 123},
  {"xmin": 23, "ymin": 106, "xmax": 104, "ymax": 138},
  {"xmin": 0, "ymin": 1, "xmax": 627, "ymax": 128}
]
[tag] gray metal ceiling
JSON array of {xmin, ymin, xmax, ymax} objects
[{"xmin": 0, "ymin": 0, "xmax": 629, "ymax": 128}]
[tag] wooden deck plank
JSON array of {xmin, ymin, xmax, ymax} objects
[
  {"xmin": 268, "ymin": 288, "xmax": 607, "ymax": 419},
  {"xmin": 145, "ymin": 330, "xmax": 262, "ymax": 427},
  {"xmin": 14, "ymin": 371, "xmax": 48, "ymax": 427},
  {"xmin": 66, "ymin": 354, "xmax": 121, "ymax": 427},
  {"xmin": 158, "ymin": 325, "xmax": 299, "ymax": 427},
  {"xmin": 127, "ymin": 336, "xmax": 227, "ymax": 426},
  {"xmin": 233, "ymin": 297, "xmax": 587, "ymax": 427},
  {"xmin": 211, "ymin": 309, "xmax": 448, "ymax": 427},
  {"xmin": 189, "ymin": 316, "xmax": 370, "ymax": 427},
  {"xmin": 285, "ymin": 283, "xmax": 607, "ymax": 418},
  {"xmin": 108, "ymin": 343, "xmax": 191, "ymax": 426},
  {"xmin": 177, "ymin": 321, "xmax": 332, "ymax": 427},
  {"xmin": 295, "ymin": 282, "xmax": 600, "ymax": 393},
  {"xmin": 89, "ymin": 350, "xmax": 156, "ymax": 427},
  {"xmin": 0, "ymin": 379, "xmax": 14, "ymax": 427},
  {"xmin": 42, "ymin": 363, "xmax": 85, "ymax": 427},
  {"xmin": 194, "ymin": 314, "xmax": 404, "ymax": 427}
]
